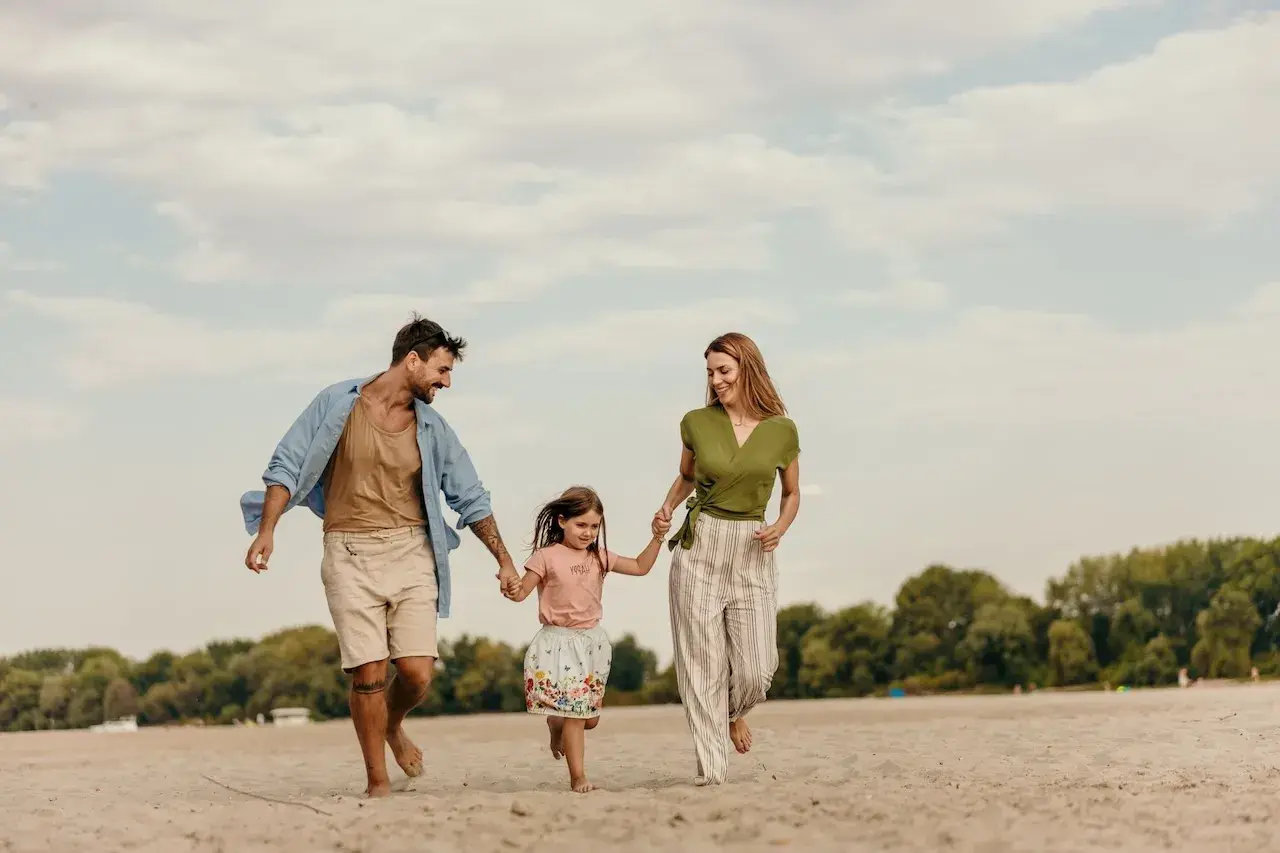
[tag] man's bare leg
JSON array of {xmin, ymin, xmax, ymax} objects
[
  {"xmin": 349, "ymin": 660, "xmax": 392, "ymax": 798},
  {"xmin": 385, "ymin": 657, "xmax": 432, "ymax": 777},
  {"xmin": 561, "ymin": 718, "xmax": 592, "ymax": 793}
]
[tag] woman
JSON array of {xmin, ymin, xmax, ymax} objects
[{"xmin": 652, "ymin": 332, "xmax": 801, "ymax": 786}]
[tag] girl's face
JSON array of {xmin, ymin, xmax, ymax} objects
[
  {"xmin": 558, "ymin": 510, "xmax": 602, "ymax": 550},
  {"xmin": 707, "ymin": 351, "xmax": 740, "ymax": 407}
]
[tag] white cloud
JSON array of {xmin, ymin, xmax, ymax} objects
[
  {"xmin": 843, "ymin": 280, "xmax": 949, "ymax": 311},
  {"xmin": 0, "ymin": 0, "xmax": 1157, "ymax": 291},
  {"xmin": 0, "ymin": 243, "xmax": 62, "ymax": 274},
  {"xmin": 6, "ymin": 288, "xmax": 787, "ymax": 386},
  {"xmin": 832, "ymin": 12, "xmax": 1280, "ymax": 252},
  {"xmin": 5, "ymin": 289, "xmax": 480, "ymax": 389},
  {"xmin": 803, "ymin": 281, "xmax": 1280, "ymax": 428},
  {"xmin": 0, "ymin": 398, "xmax": 80, "ymax": 445},
  {"xmin": 486, "ymin": 297, "xmax": 789, "ymax": 366}
]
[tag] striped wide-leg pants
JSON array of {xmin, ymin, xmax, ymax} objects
[{"xmin": 669, "ymin": 514, "xmax": 779, "ymax": 785}]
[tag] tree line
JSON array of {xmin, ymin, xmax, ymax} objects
[{"xmin": 2, "ymin": 535, "xmax": 1278, "ymax": 732}]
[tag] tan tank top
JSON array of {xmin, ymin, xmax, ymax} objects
[{"xmin": 322, "ymin": 396, "xmax": 426, "ymax": 532}]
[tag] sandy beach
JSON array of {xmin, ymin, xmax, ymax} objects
[{"xmin": 2, "ymin": 685, "xmax": 1278, "ymax": 852}]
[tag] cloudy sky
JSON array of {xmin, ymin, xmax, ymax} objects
[{"xmin": 2, "ymin": 0, "xmax": 1278, "ymax": 664}]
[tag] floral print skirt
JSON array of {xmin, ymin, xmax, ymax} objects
[{"xmin": 524, "ymin": 625, "xmax": 612, "ymax": 719}]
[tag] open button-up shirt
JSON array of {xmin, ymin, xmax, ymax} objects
[{"xmin": 239, "ymin": 375, "xmax": 492, "ymax": 618}]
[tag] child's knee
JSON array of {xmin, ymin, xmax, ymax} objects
[{"xmin": 585, "ymin": 717, "xmax": 600, "ymax": 730}]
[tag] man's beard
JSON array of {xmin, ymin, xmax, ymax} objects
[{"xmin": 412, "ymin": 384, "xmax": 441, "ymax": 403}]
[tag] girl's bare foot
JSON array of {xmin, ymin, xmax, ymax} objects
[
  {"xmin": 729, "ymin": 718, "xmax": 752, "ymax": 754},
  {"xmin": 547, "ymin": 717, "xmax": 565, "ymax": 759},
  {"xmin": 386, "ymin": 725, "xmax": 424, "ymax": 777},
  {"xmin": 365, "ymin": 782, "xmax": 392, "ymax": 798},
  {"xmin": 570, "ymin": 775, "xmax": 594, "ymax": 793}
]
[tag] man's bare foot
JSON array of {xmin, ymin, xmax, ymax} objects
[
  {"xmin": 547, "ymin": 717, "xmax": 565, "ymax": 760},
  {"xmin": 729, "ymin": 718, "xmax": 752, "ymax": 754},
  {"xmin": 386, "ymin": 724, "xmax": 424, "ymax": 778},
  {"xmin": 365, "ymin": 782, "xmax": 392, "ymax": 798},
  {"xmin": 570, "ymin": 775, "xmax": 594, "ymax": 793}
]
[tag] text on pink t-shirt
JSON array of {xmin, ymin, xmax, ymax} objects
[{"xmin": 525, "ymin": 544, "xmax": 619, "ymax": 629}]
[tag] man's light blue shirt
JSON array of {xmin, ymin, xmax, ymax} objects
[{"xmin": 239, "ymin": 375, "xmax": 492, "ymax": 619}]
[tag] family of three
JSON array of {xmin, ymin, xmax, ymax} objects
[{"xmin": 240, "ymin": 316, "xmax": 802, "ymax": 796}]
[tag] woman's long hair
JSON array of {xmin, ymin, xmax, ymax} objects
[
  {"xmin": 704, "ymin": 332, "xmax": 787, "ymax": 420},
  {"xmin": 530, "ymin": 485, "xmax": 609, "ymax": 572}
]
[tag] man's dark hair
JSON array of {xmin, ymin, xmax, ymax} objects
[{"xmin": 390, "ymin": 314, "xmax": 467, "ymax": 365}]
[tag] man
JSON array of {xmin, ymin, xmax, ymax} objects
[{"xmin": 240, "ymin": 315, "xmax": 521, "ymax": 798}]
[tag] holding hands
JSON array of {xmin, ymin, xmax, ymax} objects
[
  {"xmin": 497, "ymin": 561, "xmax": 521, "ymax": 600},
  {"xmin": 652, "ymin": 505, "xmax": 673, "ymax": 540}
]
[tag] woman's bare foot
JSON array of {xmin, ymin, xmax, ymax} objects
[
  {"xmin": 547, "ymin": 717, "xmax": 565, "ymax": 759},
  {"xmin": 386, "ymin": 724, "xmax": 424, "ymax": 777},
  {"xmin": 365, "ymin": 782, "xmax": 392, "ymax": 798},
  {"xmin": 570, "ymin": 775, "xmax": 594, "ymax": 793},
  {"xmin": 729, "ymin": 718, "xmax": 753, "ymax": 754}
]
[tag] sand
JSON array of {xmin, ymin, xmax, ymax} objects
[{"xmin": 2, "ymin": 684, "xmax": 1279, "ymax": 852}]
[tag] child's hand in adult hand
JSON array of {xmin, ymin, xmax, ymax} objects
[
  {"xmin": 497, "ymin": 563, "xmax": 521, "ymax": 599},
  {"xmin": 753, "ymin": 524, "xmax": 783, "ymax": 552},
  {"xmin": 652, "ymin": 512, "xmax": 672, "ymax": 539},
  {"xmin": 651, "ymin": 505, "xmax": 672, "ymax": 538}
]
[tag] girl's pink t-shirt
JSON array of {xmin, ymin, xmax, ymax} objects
[{"xmin": 525, "ymin": 544, "xmax": 619, "ymax": 629}]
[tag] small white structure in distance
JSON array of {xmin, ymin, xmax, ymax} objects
[
  {"xmin": 269, "ymin": 707, "xmax": 312, "ymax": 727},
  {"xmin": 90, "ymin": 715, "xmax": 139, "ymax": 733}
]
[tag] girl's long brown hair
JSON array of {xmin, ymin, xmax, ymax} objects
[
  {"xmin": 530, "ymin": 486, "xmax": 609, "ymax": 573},
  {"xmin": 704, "ymin": 332, "xmax": 787, "ymax": 420}
]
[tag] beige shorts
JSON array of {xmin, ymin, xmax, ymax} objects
[{"xmin": 320, "ymin": 526, "xmax": 440, "ymax": 671}]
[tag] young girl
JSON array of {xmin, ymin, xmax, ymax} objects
[{"xmin": 508, "ymin": 485, "xmax": 669, "ymax": 793}]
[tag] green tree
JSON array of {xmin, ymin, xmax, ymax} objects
[
  {"xmin": 890, "ymin": 564, "xmax": 1008, "ymax": 680},
  {"xmin": 75, "ymin": 654, "xmax": 124, "ymax": 697},
  {"xmin": 139, "ymin": 681, "xmax": 183, "ymax": 725},
  {"xmin": 1130, "ymin": 635, "xmax": 1179, "ymax": 687},
  {"xmin": 206, "ymin": 639, "xmax": 255, "ymax": 668},
  {"xmin": 0, "ymin": 669, "xmax": 45, "ymax": 732},
  {"xmin": 103, "ymin": 678, "xmax": 140, "ymax": 720},
  {"xmin": 6, "ymin": 649, "xmax": 75, "ymax": 674},
  {"xmin": 1222, "ymin": 538, "xmax": 1280, "ymax": 655},
  {"xmin": 608, "ymin": 634, "xmax": 657, "ymax": 693},
  {"xmin": 1107, "ymin": 597, "xmax": 1157, "ymax": 661},
  {"xmin": 640, "ymin": 664, "xmax": 681, "ymax": 705},
  {"xmin": 799, "ymin": 603, "xmax": 892, "ymax": 697},
  {"xmin": 38, "ymin": 674, "xmax": 73, "ymax": 727},
  {"xmin": 132, "ymin": 651, "xmax": 175, "ymax": 696},
  {"xmin": 1191, "ymin": 586, "xmax": 1261, "ymax": 678},
  {"xmin": 960, "ymin": 601, "xmax": 1036, "ymax": 686},
  {"xmin": 433, "ymin": 636, "xmax": 523, "ymax": 714},
  {"xmin": 770, "ymin": 603, "xmax": 826, "ymax": 699},
  {"xmin": 1047, "ymin": 619, "xmax": 1098, "ymax": 686},
  {"xmin": 66, "ymin": 689, "xmax": 103, "ymax": 729}
]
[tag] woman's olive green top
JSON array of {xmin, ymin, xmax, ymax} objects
[{"xmin": 669, "ymin": 405, "xmax": 800, "ymax": 550}]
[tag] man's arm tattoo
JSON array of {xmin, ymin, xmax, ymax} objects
[{"xmin": 469, "ymin": 514, "xmax": 511, "ymax": 563}]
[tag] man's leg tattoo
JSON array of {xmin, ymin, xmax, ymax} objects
[{"xmin": 352, "ymin": 677, "xmax": 389, "ymax": 694}]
